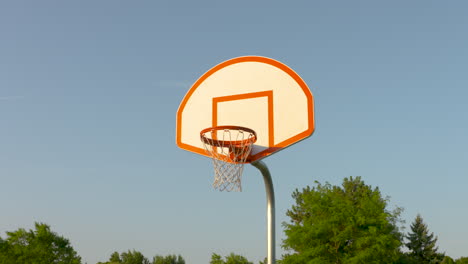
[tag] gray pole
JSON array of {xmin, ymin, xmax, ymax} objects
[{"xmin": 251, "ymin": 160, "xmax": 275, "ymax": 264}]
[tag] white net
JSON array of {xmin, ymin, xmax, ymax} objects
[{"xmin": 200, "ymin": 126, "xmax": 256, "ymax": 192}]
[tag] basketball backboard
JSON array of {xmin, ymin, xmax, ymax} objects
[{"xmin": 176, "ymin": 56, "xmax": 314, "ymax": 162}]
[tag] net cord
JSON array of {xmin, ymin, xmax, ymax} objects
[{"xmin": 200, "ymin": 127, "xmax": 256, "ymax": 192}]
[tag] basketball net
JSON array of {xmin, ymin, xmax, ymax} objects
[{"xmin": 200, "ymin": 126, "xmax": 257, "ymax": 192}]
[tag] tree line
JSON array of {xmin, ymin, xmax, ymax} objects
[{"xmin": 1, "ymin": 176, "xmax": 467, "ymax": 263}]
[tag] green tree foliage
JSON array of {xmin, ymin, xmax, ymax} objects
[
  {"xmin": 110, "ymin": 251, "xmax": 122, "ymax": 263},
  {"xmin": 210, "ymin": 253, "xmax": 253, "ymax": 264},
  {"xmin": 120, "ymin": 250, "xmax": 150, "ymax": 264},
  {"xmin": 405, "ymin": 214, "xmax": 443, "ymax": 263},
  {"xmin": 0, "ymin": 222, "xmax": 81, "ymax": 264},
  {"xmin": 152, "ymin": 254, "xmax": 185, "ymax": 264},
  {"xmin": 0, "ymin": 237, "xmax": 15, "ymax": 264},
  {"xmin": 210, "ymin": 253, "xmax": 224, "ymax": 264},
  {"xmin": 441, "ymin": 256, "xmax": 455, "ymax": 264},
  {"xmin": 445, "ymin": 256, "xmax": 468, "ymax": 264},
  {"xmin": 98, "ymin": 252, "xmax": 184, "ymax": 264},
  {"xmin": 282, "ymin": 176, "xmax": 403, "ymax": 264},
  {"xmin": 455, "ymin": 257, "xmax": 468, "ymax": 264},
  {"xmin": 96, "ymin": 251, "xmax": 123, "ymax": 264}
]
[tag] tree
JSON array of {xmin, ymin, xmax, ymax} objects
[
  {"xmin": 96, "ymin": 251, "xmax": 122, "ymax": 264},
  {"xmin": 209, "ymin": 253, "xmax": 253, "ymax": 264},
  {"xmin": 98, "ymin": 252, "xmax": 184, "ymax": 264},
  {"xmin": 405, "ymin": 214, "xmax": 443, "ymax": 263},
  {"xmin": 0, "ymin": 237, "xmax": 15, "ymax": 264},
  {"xmin": 441, "ymin": 256, "xmax": 455, "ymax": 264},
  {"xmin": 282, "ymin": 176, "xmax": 403, "ymax": 264},
  {"xmin": 110, "ymin": 251, "xmax": 122, "ymax": 263},
  {"xmin": 0, "ymin": 222, "xmax": 81, "ymax": 264},
  {"xmin": 210, "ymin": 253, "xmax": 224, "ymax": 264},
  {"xmin": 152, "ymin": 254, "xmax": 185, "ymax": 264},
  {"xmin": 120, "ymin": 250, "xmax": 150, "ymax": 264},
  {"xmin": 455, "ymin": 257, "xmax": 468, "ymax": 264}
]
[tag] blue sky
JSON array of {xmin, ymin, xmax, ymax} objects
[{"xmin": 1, "ymin": 1, "xmax": 467, "ymax": 263}]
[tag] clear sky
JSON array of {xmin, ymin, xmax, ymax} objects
[{"xmin": 1, "ymin": 1, "xmax": 467, "ymax": 263}]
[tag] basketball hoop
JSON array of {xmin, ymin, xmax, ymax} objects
[
  {"xmin": 200, "ymin": 126, "xmax": 257, "ymax": 192},
  {"xmin": 177, "ymin": 56, "xmax": 315, "ymax": 264}
]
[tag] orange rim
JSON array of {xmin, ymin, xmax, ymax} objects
[{"xmin": 200, "ymin": 126, "xmax": 257, "ymax": 147}]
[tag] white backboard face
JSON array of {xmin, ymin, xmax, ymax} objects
[{"xmin": 176, "ymin": 56, "xmax": 314, "ymax": 162}]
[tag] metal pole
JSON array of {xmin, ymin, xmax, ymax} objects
[{"xmin": 251, "ymin": 160, "xmax": 275, "ymax": 264}]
